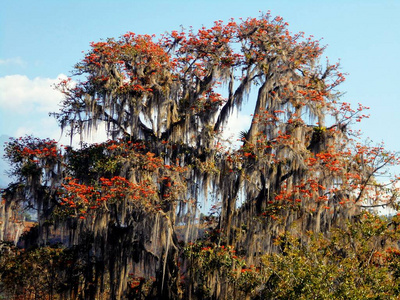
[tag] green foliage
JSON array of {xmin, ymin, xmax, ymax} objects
[
  {"xmin": 177, "ymin": 213, "xmax": 400, "ymax": 299},
  {"xmin": 259, "ymin": 212, "xmax": 400, "ymax": 299},
  {"xmin": 0, "ymin": 243, "xmax": 67, "ymax": 299},
  {"xmin": 183, "ymin": 231, "xmax": 262, "ymax": 299}
]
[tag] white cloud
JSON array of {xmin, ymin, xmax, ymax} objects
[
  {"xmin": 0, "ymin": 74, "xmax": 71, "ymax": 142},
  {"xmin": 221, "ymin": 110, "xmax": 252, "ymax": 148},
  {"xmin": 0, "ymin": 74, "xmax": 67, "ymax": 113},
  {"xmin": 14, "ymin": 118, "xmax": 61, "ymax": 140}
]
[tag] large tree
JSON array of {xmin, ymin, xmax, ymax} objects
[{"xmin": 1, "ymin": 14, "xmax": 399, "ymax": 299}]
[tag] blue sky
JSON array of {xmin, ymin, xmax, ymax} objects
[{"xmin": 1, "ymin": 0, "xmax": 399, "ymax": 176}]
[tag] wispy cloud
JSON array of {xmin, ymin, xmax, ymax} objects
[{"xmin": 0, "ymin": 57, "xmax": 26, "ymax": 67}]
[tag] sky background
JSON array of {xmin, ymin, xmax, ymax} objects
[{"xmin": 1, "ymin": 0, "xmax": 399, "ymax": 185}]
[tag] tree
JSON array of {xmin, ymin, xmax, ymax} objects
[{"xmin": 1, "ymin": 13, "xmax": 399, "ymax": 299}]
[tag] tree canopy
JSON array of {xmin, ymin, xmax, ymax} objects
[{"xmin": 1, "ymin": 13, "xmax": 400, "ymax": 299}]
